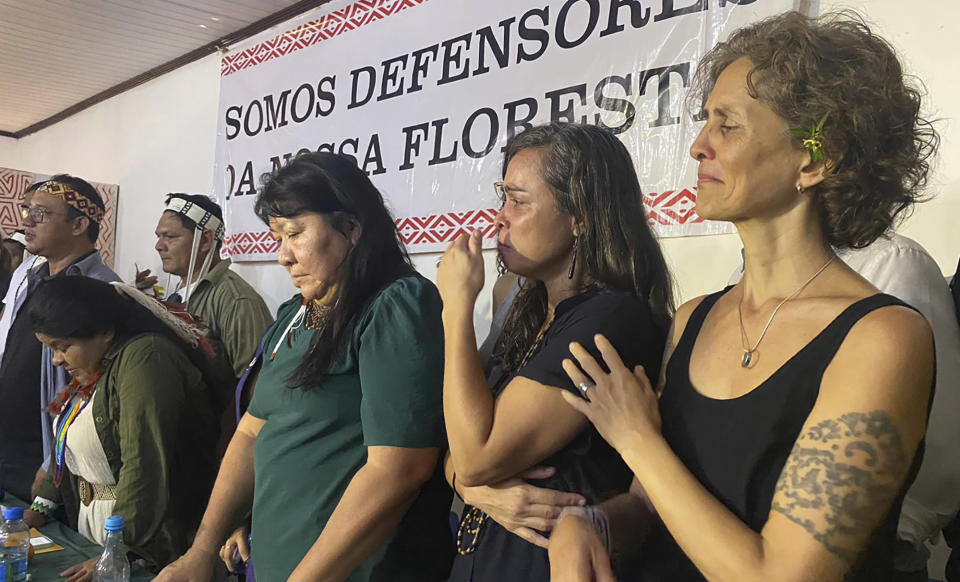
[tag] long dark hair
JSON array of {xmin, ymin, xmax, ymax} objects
[
  {"xmin": 494, "ymin": 123, "xmax": 675, "ymax": 372},
  {"xmin": 28, "ymin": 277, "xmax": 215, "ymax": 383},
  {"xmin": 255, "ymin": 151, "xmax": 415, "ymax": 388}
]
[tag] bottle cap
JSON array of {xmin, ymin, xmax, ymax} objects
[
  {"xmin": 105, "ymin": 515, "xmax": 124, "ymax": 532},
  {"xmin": 3, "ymin": 506, "xmax": 24, "ymax": 520}
]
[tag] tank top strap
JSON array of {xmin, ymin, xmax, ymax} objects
[
  {"xmin": 802, "ymin": 293, "xmax": 913, "ymax": 362},
  {"xmin": 671, "ymin": 286, "xmax": 734, "ymax": 363}
]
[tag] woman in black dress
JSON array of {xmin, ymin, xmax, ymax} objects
[
  {"xmin": 549, "ymin": 11, "xmax": 938, "ymax": 582},
  {"xmin": 437, "ymin": 122, "xmax": 674, "ymax": 582}
]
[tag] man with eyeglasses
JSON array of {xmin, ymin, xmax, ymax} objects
[{"xmin": 0, "ymin": 175, "xmax": 119, "ymax": 502}]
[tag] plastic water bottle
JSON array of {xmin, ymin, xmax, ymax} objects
[
  {"xmin": 0, "ymin": 507, "xmax": 30, "ymax": 582},
  {"xmin": 92, "ymin": 515, "xmax": 130, "ymax": 582}
]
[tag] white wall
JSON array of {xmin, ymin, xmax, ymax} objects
[
  {"xmin": 818, "ymin": 0, "xmax": 959, "ymax": 268},
  {"xmin": 0, "ymin": 136, "xmax": 20, "ymax": 168},
  {"xmin": 0, "ymin": 55, "xmax": 224, "ymax": 287},
  {"xmin": 0, "ymin": 0, "xmax": 956, "ymax": 323}
]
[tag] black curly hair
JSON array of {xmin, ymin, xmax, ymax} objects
[{"xmin": 691, "ymin": 10, "xmax": 939, "ymax": 249}]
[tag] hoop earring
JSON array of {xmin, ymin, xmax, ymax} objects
[
  {"xmin": 567, "ymin": 236, "xmax": 580, "ymax": 280},
  {"xmin": 797, "ymin": 184, "xmax": 804, "ymax": 194}
]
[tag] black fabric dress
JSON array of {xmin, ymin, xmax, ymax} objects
[
  {"xmin": 0, "ymin": 291, "xmax": 43, "ymax": 500},
  {"xmin": 638, "ymin": 289, "xmax": 931, "ymax": 581},
  {"xmin": 448, "ymin": 288, "xmax": 666, "ymax": 582}
]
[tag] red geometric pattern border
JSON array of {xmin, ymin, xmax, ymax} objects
[
  {"xmin": 0, "ymin": 169, "xmax": 34, "ymax": 233},
  {"xmin": 644, "ymin": 187, "xmax": 703, "ymax": 226},
  {"xmin": 223, "ymin": 188, "xmax": 703, "ymax": 257},
  {"xmin": 222, "ymin": 207, "xmax": 498, "ymax": 257},
  {"xmin": 221, "ymin": 0, "xmax": 430, "ymax": 77},
  {"xmin": 396, "ymin": 208, "xmax": 498, "ymax": 245},
  {"xmin": 93, "ymin": 183, "xmax": 119, "ymax": 267},
  {"xmin": 0, "ymin": 167, "xmax": 120, "ymax": 268},
  {"xmin": 222, "ymin": 230, "xmax": 280, "ymax": 257}
]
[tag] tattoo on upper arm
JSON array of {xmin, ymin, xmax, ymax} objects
[{"xmin": 771, "ymin": 411, "xmax": 910, "ymax": 567}]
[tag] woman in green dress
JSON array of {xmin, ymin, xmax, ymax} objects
[{"xmin": 157, "ymin": 152, "xmax": 453, "ymax": 582}]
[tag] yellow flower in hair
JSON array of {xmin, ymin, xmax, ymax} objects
[{"xmin": 790, "ymin": 113, "xmax": 829, "ymax": 163}]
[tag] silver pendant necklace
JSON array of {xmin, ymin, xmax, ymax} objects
[{"xmin": 738, "ymin": 255, "xmax": 837, "ymax": 368}]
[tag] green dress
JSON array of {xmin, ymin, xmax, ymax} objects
[{"xmin": 246, "ymin": 276, "xmax": 453, "ymax": 581}]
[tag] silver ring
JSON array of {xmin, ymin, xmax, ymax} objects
[{"xmin": 578, "ymin": 381, "xmax": 592, "ymax": 399}]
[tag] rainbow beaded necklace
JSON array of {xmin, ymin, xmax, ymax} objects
[{"xmin": 50, "ymin": 371, "xmax": 104, "ymax": 486}]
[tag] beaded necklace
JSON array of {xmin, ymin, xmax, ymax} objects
[
  {"xmin": 269, "ymin": 299, "xmax": 333, "ymax": 361},
  {"xmin": 456, "ymin": 316, "xmax": 554, "ymax": 555},
  {"xmin": 50, "ymin": 370, "xmax": 104, "ymax": 486}
]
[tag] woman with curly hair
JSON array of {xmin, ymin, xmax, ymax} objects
[{"xmin": 548, "ymin": 10, "xmax": 939, "ymax": 582}]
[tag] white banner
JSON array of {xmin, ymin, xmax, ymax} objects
[{"xmin": 215, "ymin": 0, "xmax": 804, "ymax": 261}]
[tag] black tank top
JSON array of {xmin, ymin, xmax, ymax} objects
[
  {"xmin": 448, "ymin": 290, "xmax": 665, "ymax": 582},
  {"xmin": 638, "ymin": 289, "xmax": 929, "ymax": 581}
]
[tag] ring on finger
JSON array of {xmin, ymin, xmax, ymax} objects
[{"xmin": 577, "ymin": 381, "xmax": 593, "ymax": 400}]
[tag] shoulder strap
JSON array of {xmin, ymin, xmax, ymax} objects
[
  {"xmin": 235, "ymin": 327, "xmax": 271, "ymax": 424},
  {"xmin": 671, "ymin": 287, "xmax": 733, "ymax": 361},
  {"xmin": 813, "ymin": 293, "xmax": 912, "ymax": 353},
  {"xmin": 794, "ymin": 293, "xmax": 921, "ymax": 388}
]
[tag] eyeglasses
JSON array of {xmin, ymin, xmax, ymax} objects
[
  {"xmin": 493, "ymin": 181, "xmax": 506, "ymax": 203},
  {"xmin": 19, "ymin": 204, "xmax": 64, "ymax": 224}
]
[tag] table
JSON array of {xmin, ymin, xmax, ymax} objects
[{"xmin": 1, "ymin": 494, "xmax": 153, "ymax": 581}]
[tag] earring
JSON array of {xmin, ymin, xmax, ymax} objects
[
  {"xmin": 567, "ymin": 236, "xmax": 580, "ymax": 280},
  {"xmin": 796, "ymin": 184, "xmax": 804, "ymax": 194}
]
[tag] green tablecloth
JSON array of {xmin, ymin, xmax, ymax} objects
[{"xmin": 1, "ymin": 494, "xmax": 153, "ymax": 581}]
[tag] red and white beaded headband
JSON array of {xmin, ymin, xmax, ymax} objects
[{"xmin": 35, "ymin": 181, "xmax": 105, "ymax": 224}]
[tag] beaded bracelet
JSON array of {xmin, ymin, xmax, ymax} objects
[{"xmin": 29, "ymin": 499, "xmax": 55, "ymax": 518}]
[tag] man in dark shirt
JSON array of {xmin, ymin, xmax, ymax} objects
[
  {"xmin": 0, "ymin": 175, "xmax": 119, "ymax": 500},
  {"xmin": 0, "ymin": 290, "xmax": 44, "ymax": 499}
]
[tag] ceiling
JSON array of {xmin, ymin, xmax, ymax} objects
[{"xmin": 0, "ymin": 0, "xmax": 318, "ymax": 136}]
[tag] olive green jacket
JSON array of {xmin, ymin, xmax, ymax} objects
[
  {"xmin": 186, "ymin": 259, "xmax": 272, "ymax": 410},
  {"xmin": 36, "ymin": 334, "xmax": 219, "ymax": 571}
]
